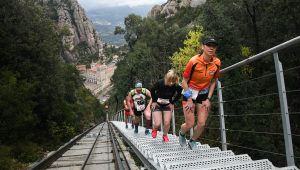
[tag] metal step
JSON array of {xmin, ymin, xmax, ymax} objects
[
  {"xmin": 157, "ymin": 150, "xmax": 235, "ymax": 169},
  {"xmin": 165, "ymin": 154, "xmax": 252, "ymax": 170},
  {"xmin": 152, "ymin": 147, "xmax": 221, "ymax": 162},
  {"xmin": 111, "ymin": 121, "xmax": 299, "ymax": 170}
]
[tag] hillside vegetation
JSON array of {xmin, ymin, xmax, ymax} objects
[
  {"xmin": 0, "ymin": 0, "xmax": 105, "ymax": 169},
  {"xmin": 110, "ymin": 0, "xmax": 300, "ymax": 167}
]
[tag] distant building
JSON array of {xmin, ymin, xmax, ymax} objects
[
  {"xmin": 79, "ymin": 59, "xmax": 117, "ymax": 95},
  {"xmin": 87, "ymin": 60, "xmax": 106, "ymax": 84},
  {"xmin": 113, "ymin": 55, "xmax": 118, "ymax": 59}
]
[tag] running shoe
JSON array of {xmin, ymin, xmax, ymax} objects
[
  {"xmin": 178, "ymin": 129, "xmax": 187, "ymax": 146},
  {"xmin": 188, "ymin": 139, "xmax": 197, "ymax": 150},
  {"xmin": 145, "ymin": 129, "xmax": 151, "ymax": 135},
  {"xmin": 134, "ymin": 129, "xmax": 138, "ymax": 134},
  {"xmin": 132, "ymin": 124, "xmax": 134, "ymax": 129},
  {"xmin": 126, "ymin": 125, "xmax": 128, "ymax": 129},
  {"xmin": 162, "ymin": 135, "xmax": 170, "ymax": 143},
  {"xmin": 152, "ymin": 127, "xmax": 158, "ymax": 138}
]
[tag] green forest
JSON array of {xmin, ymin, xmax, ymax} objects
[
  {"xmin": 109, "ymin": 0, "xmax": 300, "ymax": 168},
  {"xmin": 0, "ymin": 0, "xmax": 105, "ymax": 169}
]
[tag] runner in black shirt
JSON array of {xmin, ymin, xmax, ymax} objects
[{"xmin": 151, "ymin": 70, "xmax": 182, "ymax": 142}]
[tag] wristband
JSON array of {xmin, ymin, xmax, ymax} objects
[
  {"xmin": 207, "ymin": 97, "xmax": 211, "ymax": 101},
  {"xmin": 183, "ymin": 90, "xmax": 192, "ymax": 98}
]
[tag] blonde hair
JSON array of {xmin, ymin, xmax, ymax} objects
[{"xmin": 164, "ymin": 69, "xmax": 179, "ymax": 85}]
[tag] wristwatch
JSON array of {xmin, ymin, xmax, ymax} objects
[{"xmin": 207, "ymin": 97, "xmax": 211, "ymax": 101}]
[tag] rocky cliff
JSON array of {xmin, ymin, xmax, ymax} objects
[
  {"xmin": 147, "ymin": 0, "xmax": 206, "ymax": 18},
  {"xmin": 36, "ymin": 0, "xmax": 103, "ymax": 63}
]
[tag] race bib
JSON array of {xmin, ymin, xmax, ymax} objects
[
  {"xmin": 134, "ymin": 100, "xmax": 145, "ymax": 111},
  {"xmin": 181, "ymin": 87, "xmax": 199, "ymax": 100},
  {"xmin": 157, "ymin": 98, "xmax": 170, "ymax": 104}
]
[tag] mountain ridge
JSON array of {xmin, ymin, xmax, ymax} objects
[{"xmin": 36, "ymin": 0, "xmax": 104, "ymax": 64}]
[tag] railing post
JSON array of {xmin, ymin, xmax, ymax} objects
[
  {"xmin": 217, "ymin": 79, "xmax": 227, "ymax": 151},
  {"xmin": 152, "ymin": 111, "xmax": 154, "ymax": 127},
  {"xmin": 190, "ymin": 128, "xmax": 193, "ymax": 138},
  {"xmin": 123, "ymin": 110, "xmax": 125, "ymax": 122},
  {"xmin": 161, "ymin": 114, "xmax": 163, "ymax": 131},
  {"xmin": 172, "ymin": 108, "xmax": 175, "ymax": 135},
  {"xmin": 274, "ymin": 52, "xmax": 295, "ymax": 166},
  {"xmin": 142, "ymin": 114, "xmax": 144, "ymax": 127}
]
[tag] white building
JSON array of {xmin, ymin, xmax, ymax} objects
[{"xmin": 87, "ymin": 60, "xmax": 106, "ymax": 84}]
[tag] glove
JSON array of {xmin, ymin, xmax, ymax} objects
[{"xmin": 183, "ymin": 90, "xmax": 192, "ymax": 98}]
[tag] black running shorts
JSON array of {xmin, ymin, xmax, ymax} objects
[
  {"xmin": 153, "ymin": 103, "xmax": 171, "ymax": 112},
  {"xmin": 182, "ymin": 93, "xmax": 208, "ymax": 104}
]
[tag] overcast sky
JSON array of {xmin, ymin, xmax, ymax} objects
[{"xmin": 78, "ymin": 0, "xmax": 167, "ymax": 11}]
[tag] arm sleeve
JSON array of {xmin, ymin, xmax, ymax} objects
[
  {"xmin": 150, "ymin": 81, "xmax": 159, "ymax": 103},
  {"xmin": 182, "ymin": 60, "xmax": 193, "ymax": 78},
  {"xmin": 170, "ymin": 85, "xmax": 183, "ymax": 104}
]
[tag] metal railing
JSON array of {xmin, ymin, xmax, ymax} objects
[{"xmin": 109, "ymin": 36, "xmax": 300, "ymax": 167}]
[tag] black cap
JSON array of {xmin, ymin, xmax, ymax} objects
[{"xmin": 203, "ymin": 38, "xmax": 218, "ymax": 45}]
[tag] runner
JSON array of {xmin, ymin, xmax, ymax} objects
[
  {"xmin": 124, "ymin": 94, "xmax": 135, "ymax": 129},
  {"xmin": 128, "ymin": 81, "xmax": 152, "ymax": 135},
  {"xmin": 179, "ymin": 36, "xmax": 221, "ymax": 149},
  {"xmin": 151, "ymin": 70, "xmax": 182, "ymax": 142}
]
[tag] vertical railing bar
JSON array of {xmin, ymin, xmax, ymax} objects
[
  {"xmin": 142, "ymin": 114, "xmax": 144, "ymax": 127},
  {"xmin": 190, "ymin": 128, "xmax": 193, "ymax": 139},
  {"xmin": 172, "ymin": 108, "xmax": 175, "ymax": 135},
  {"xmin": 217, "ymin": 78, "xmax": 227, "ymax": 151},
  {"xmin": 274, "ymin": 52, "xmax": 295, "ymax": 166},
  {"xmin": 161, "ymin": 113, "xmax": 163, "ymax": 132}
]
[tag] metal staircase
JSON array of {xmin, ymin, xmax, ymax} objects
[{"xmin": 111, "ymin": 121, "xmax": 298, "ymax": 170}]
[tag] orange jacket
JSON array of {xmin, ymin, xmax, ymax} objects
[{"xmin": 183, "ymin": 54, "xmax": 221, "ymax": 91}]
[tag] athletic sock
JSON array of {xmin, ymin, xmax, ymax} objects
[
  {"xmin": 145, "ymin": 119, "xmax": 151, "ymax": 129},
  {"xmin": 135, "ymin": 123, "xmax": 139, "ymax": 130},
  {"xmin": 180, "ymin": 132, "xmax": 185, "ymax": 137},
  {"xmin": 190, "ymin": 139, "xmax": 194, "ymax": 142}
]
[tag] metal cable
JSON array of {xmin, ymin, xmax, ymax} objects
[
  {"xmin": 282, "ymin": 65, "xmax": 300, "ymax": 72},
  {"xmin": 291, "ymin": 134, "xmax": 300, "ymax": 137},
  {"xmin": 222, "ymin": 73, "xmax": 276, "ymax": 88},
  {"xmin": 210, "ymin": 112, "xmax": 298, "ymax": 117},
  {"xmin": 197, "ymin": 137, "xmax": 222, "ymax": 143},
  {"xmin": 286, "ymin": 89, "xmax": 300, "ymax": 93},
  {"xmin": 223, "ymin": 113, "xmax": 282, "ymax": 117},
  {"xmin": 225, "ymin": 129, "xmax": 284, "ymax": 136},
  {"xmin": 204, "ymin": 127, "xmax": 220, "ymax": 130},
  {"xmin": 289, "ymin": 112, "xmax": 300, "ymax": 115},
  {"xmin": 223, "ymin": 92, "xmax": 278, "ymax": 103},
  {"xmin": 227, "ymin": 143, "xmax": 287, "ymax": 157}
]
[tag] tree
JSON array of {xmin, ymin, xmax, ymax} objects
[
  {"xmin": 114, "ymin": 14, "xmax": 143, "ymax": 50},
  {"xmin": 170, "ymin": 25, "xmax": 203, "ymax": 78}
]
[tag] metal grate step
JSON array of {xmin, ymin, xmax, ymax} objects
[
  {"xmin": 158, "ymin": 150, "xmax": 235, "ymax": 169},
  {"xmin": 111, "ymin": 121, "xmax": 299, "ymax": 170},
  {"xmin": 152, "ymin": 147, "xmax": 221, "ymax": 162},
  {"xmin": 165, "ymin": 154, "xmax": 252, "ymax": 170}
]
